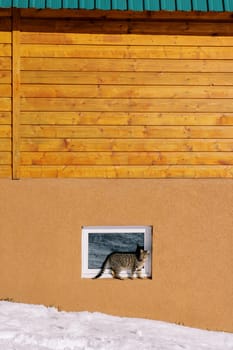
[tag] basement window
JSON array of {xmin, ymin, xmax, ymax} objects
[{"xmin": 81, "ymin": 226, "xmax": 152, "ymax": 279}]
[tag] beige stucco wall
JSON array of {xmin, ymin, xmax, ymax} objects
[{"xmin": 0, "ymin": 179, "xmax": 232, "ymax": 332}]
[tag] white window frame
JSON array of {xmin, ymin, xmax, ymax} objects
[{"xmin": 81, "ymin": 226, "xmax": 152, "ymax": 279}]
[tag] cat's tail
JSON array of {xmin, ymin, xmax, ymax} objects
[{"xmin": 92, "ymin": 258, "xmax": 108, "ymax": 279}]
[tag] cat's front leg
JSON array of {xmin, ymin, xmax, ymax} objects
[{"xmin": 136, "ymin": 268, "xmax": 146, "ymax": 279}]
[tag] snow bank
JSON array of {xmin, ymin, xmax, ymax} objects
[{"xmin": 0, "ymin": 301, "xmax": 232, "ymax": 350}]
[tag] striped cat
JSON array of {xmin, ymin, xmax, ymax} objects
[{"xmin": 93, "ymin": 247, "xmax": 149, "ymax": 280}]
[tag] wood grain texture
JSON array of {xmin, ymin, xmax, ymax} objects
[
  {"xmin": 20, "ymin": 98, "xmax": 233, "ymax": 113},
  {"xmin": 20, "ymin": 33, "xmax": 233, "ymax": 46},
  {"xmin": 20, "ymin": 112, "xmax": 233, "ymax": 126},
  {"xmin": 20, "ymin": 44, "xmax": 233, "ymax": 60},
  {"xmin": 0, "ymin": 57, "xmax": 11, "ymax": 70},
  {"xmin": 19, "ymin": 9, "xmax": 233, "ymax": 21},
  {"xmin": 0, "ymin": 32, "xmax": 11, "ymax": 43},
  {"xmin": 21, "ymin": 58, "xmax": 233, "ymax": 72},
  {"xmin": 0, "ymin": 98, "xmax": 11, "ymax": 111},
  {"xmin": 20, "ymin": 71, "xmax": 233, "ymax": 86},
  {"xmin": 0, "ymin": 18, "xmax": 11, "ymax": 31},
  {"xmin": 0, "ymin": 138, "xmax": 11, "ymax": 151},
  {"xmin": 2, "ymin": 10, "xmax": 233, "ymax": 179},
  {"xmin": 0, "ymin": 44, "xmax": 11, "ymax": 57},
  {"xmin": 20, "ymin": 138, "xmax": 233, "ymax": 152},
  {"xmin": 0, "ymin": 112, "xmax": 11, "ymax": 125},
  {"xmin": 0, "ymin": 12, "xmax": 12, "ymax": 178},
  {"xmin": 19, "ymin": 165, "xmax": 233, "ymax": 179},
  {"xmin": 0, "ymin": 125, "xmax": 11, "ymax": 137},
  {"xmin": 0, "ymin": 165, "xmax": 11, "ymax": 178},
  {"xmin": 20, "ymin": 125, "xmax": 233, "ymax": 139},
  {"xmin": 20, "ymin": 151, "xmax": 233, "ymax": 166},
  {"xmin": 12, "ymin": 8, "xmax": 21, "ymax": 179},
  {"xmin": 0, "ymin": 151, "xmax": 11, "ymax": 165},
  {"xmin": 0, "ymin": 9, "xmax": 11, "ymax": 17},
  {"xmin": 0, "ymin": 85, "xmax": 11, "ymax": 97},
  {"xmin": 0, "ymin": 71, "xmax": 11, "ymax": 84},
  {"xmin": 20, "ymin": 85, "xmax": 233, "ymax": 99},
  {"xmin": 20, "ymin": 18, "xmax": 233, "ymax": 36}
]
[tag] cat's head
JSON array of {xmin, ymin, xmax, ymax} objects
[{"xmin": 138, "ymin": 248, "xmax": 150, "ymax": 261}]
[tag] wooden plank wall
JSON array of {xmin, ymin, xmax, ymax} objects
[
  {"xmin": 1, "ymin": 9, "xmax": 233, "ymax": 178},
  {"xmin": 0, "ymin": 9, "xmax": 12, "ymax": 178}
]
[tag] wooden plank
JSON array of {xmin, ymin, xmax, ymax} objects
[
  {"xmin": 0, "ymin": 71, "xmax": 11, "ymax": 84},
  {"xmin": 20, "ymin": 33, "xmax": 233, "ymax": 46},
  {"xmin": 0, "ymin": 98, "xmax": 11, "ymax": 111},
  {"xmin": 20, "ymin": 58, "xmax": 233, "ymax": 72},
  {"xmin": 0, "ymin": 18, "xmax": 11, "ymax": 31},
  {"xmin": 20, "ymin": 9, "xmax": 233, "ymax": 21},
  {"xmin": 20, "ymin": 112, "xmax": 233, "ymax": 126},
  {"xmin": 20, "ymin": 151, "xmax": 233, "ymax": 166},
  {"xmin": 0, "ymin": 57, "xmax": 11, "ymax": 70},
  {"xmin": 21, "ymin": 18, "xmax": 129, "ymax": 34},
  {"xmin": 0, "ymin": 44, "xmax": 11, "ymax": 57},
  {"xmin": 0, "ymin": 151, "xmax": 11, "ymax": 165},
  {"xmin": 21, "ymin": 98, "xmax": 233, "ymax": 113},
  {"xmin": 20, "ymin": 44, "xmax": 233, "ymax": 60},
  {"xmin": 0, "ymin": 165, "xmax": 11, "ymax": 178},
  {"xmin": 0, "ymin": 112, "xmax": 11, "ymax": 124},
  {"xmin": 0, "ymin": 85, "xmax": 11, "ymax": 97},
  {"xmin": 20, "ymin": 71, "xmax": 233, "ymax": 86},
  {"xmin": 19, "ymin": 165, "xmax": 233, "ymax": 179},
  {"xmin": 130, "ymin": 21, "xmax": 233, "ymax": 36},
  {"xmin": 20, "ymin": 85, "xmax": 233, "ymax": 99},
  {"xmin": 0, "ymin": 32, "xmax": 11, "ymax": 43},
  {"xmin": 0, "ymin": 138, "xmax": 11, "ymax": 151},
  {"xmin": 12, "ymin": 8, "xmax": 20, "ymax": 179},
  {"xmin": 0, "ymin": 9, "xmax": 12, "ymax": 17},
  {"xmin": 20, "ymin": 125, "xmax": 233, "ymax": 139},
  {"xmin": 20, "ymin": 138, "xmax": 233, "ymax": 152},
  {"xmin": 20, "ymin": 18, "xmax": 233, "ymax": 36},
  {"xmin": 0, "ymin": 125, "xmax": 11, "ymax": 137}
]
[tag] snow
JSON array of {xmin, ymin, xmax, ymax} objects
[{"xmin": 0, "ymin": 301, "xmax": 232, "ymax": 350}]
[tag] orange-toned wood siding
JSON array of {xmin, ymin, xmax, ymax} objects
[
  {"xmin": 0, "ymin": 9, "xmax": 12, "ymax": 178},
  {"xmin": 1, "ymin": 9, "xmax": 233, "ymax": 178}
]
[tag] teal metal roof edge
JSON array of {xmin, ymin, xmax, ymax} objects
[{"xmin": 0, "ymin": 0, "xmax": 233, "ymax": 11}]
